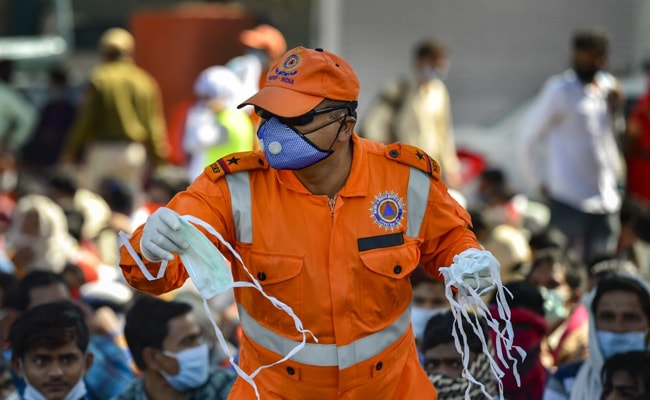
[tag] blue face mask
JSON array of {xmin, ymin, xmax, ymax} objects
[
  {"xmin": 160, "ymin": 343, "xmax": 210, "ymax": 391},
  {"xmin": 257, "ymin": 117, "xmax": 341, "ymax": 170},
  {"xmin": 596, "ymin": 330, "xmax": 647, "ymax": 359}
]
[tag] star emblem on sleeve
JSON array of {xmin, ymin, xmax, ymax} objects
[{"xmin": 227, "ymin": 156, "xmax": 240, "ymax": 165}]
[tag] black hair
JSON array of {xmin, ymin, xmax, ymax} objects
[
  {"xmin": 99, "ymin": 177, "xmax": 134, "ymax": 215},
  {"xmin": 420, "ymin": 310, "xmax": 489, "ymax": 354},
  {"xmin": 491, "ymin": 280, "xmax": 545, "ymax": 317},
  {"xmin": 592, "ymin": 275, "xmax": 650, "ymax": 321},
  {"xmin": 601, "ymin": 351, "xmax": 650, "ymax": 397},
  {"xmin": 11, "ymin": 270, "xmax": 69, "ymax": 311},
  {"xmin": 572, "ymin": 30, "xmax": 609, "ymax": 56},
  {"xmin": 528, "ymin": 227, "xmax": 568, "ymax": 253},
  {"xmin": 0, "ymin": 271, "xmax": 19, "ymax": 309},
  {"xmin": 124, "ymin": 296, "xmax": 193, "ymax": 370},
  {"xmin": 9, "ymin": 300, "xmax": 89, "ymax": 360},
  {"xmin": 409, "ymin": 265, "xmax": 439, "ymax": 287},
  {"xmin": 414, "ymin": 39, "xmax": 446, "ymax": 61}
]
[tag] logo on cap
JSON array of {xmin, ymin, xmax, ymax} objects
[
  {"xmin": 275, "ymin": 53, "xmax": 301, "ymax": 77},
  {"xmin": 369, "ymin": 191, "xmax": 405, "ymax": 231}
]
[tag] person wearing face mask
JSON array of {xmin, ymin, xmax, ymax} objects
[
  {"xmin": 9, "ymin": 301, "xmax": 93, "ymax": 400},
  {"xmin": 360, "ymin": 39, "xmax": 463, "ymax": 189},
  {"xmin": 519, "ymin": 29, "xmax": 625, "ymax": 264},
  {"xmin": 543, "ymin": 273, "xmax": 650, "ymax": 400},
  {"xmin": 421, "ymin": 310, "xmax": 498, "ymax": 400},
  {"xmin": 116, "ymin": 296, "xmax": 235, "ymax": 400},
  {"xmin": 118, "ymin": 46, "xmax": 518, "ymax": 399}
]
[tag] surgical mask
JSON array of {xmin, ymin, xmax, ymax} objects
[
  {"xmin": 21, "ymin": 361, "xmax": 87, "ymax": 400},
  {"xmin": 597, "ymin": 330, "xmax": 647, "ymax": 359},
  {"xmin": 119, "ymin": 215, "xmax": 315, "ymax": 400},
  {"xmin": 257, "ymin": 117, "xmax": 337, "ymax": 170},
  {"xmin": 160, "ymin": 343, "xmax": 210, "ymax": 391},
  {"xmin": 540, "ymin": 287, "xmax": 568, "ymax": 327},
  {"xmin": 410, "ymin": 306, "xmax": 445, "ymax": 340}
]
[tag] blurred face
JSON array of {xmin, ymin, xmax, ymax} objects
[
  {"xmin": 154, "ymin": 313, "xmax": 204, "ymax": 375},
  {"xmin": 412, "ymin": 281, "xmax": 447, "ymax": 309},
  {"xmin": 15, "ymin": 341, "xmax": 92, "ymax": 400},
  {"xmin": 602, "ymin": 370, "xmax": 645, "ymax": 400},
  {"xmin": 528, "ymin": 260, "xmax": 571, "ymax": 300},
  {"xmin": 424, "ymin": 342, "xmax": 475, "ymax": 379},
  {"xmin": 0, "ymin": 369, "xmax": 15, "ymax": 399},
  {"xmin": 572, "ymin": 48, "xmax": 605, "ymax": 83},
  {"xmin": 596, "ymin": 290, "xmax": 649, "ymax": 333}
]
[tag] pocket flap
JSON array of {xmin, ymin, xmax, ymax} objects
[
  {"xmin": 249, "ymin": 250, "xmax": 304, "ymax": 284},
  {"xmin": 359, "ymin": 243, "xmax": 419, "ymax": 279}
]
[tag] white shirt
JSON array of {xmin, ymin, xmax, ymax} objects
[
  {"xmin": 519, "ymin": 70, "xmax": 623, "ymax": 213},
  {"xmin": 0, "ymin": 82, "xmax": 37, "ymax": 151}
]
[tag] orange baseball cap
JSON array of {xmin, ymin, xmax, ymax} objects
[{"xmin": 238, "ymin": 46, "xmax": 360, "ymax": 117}]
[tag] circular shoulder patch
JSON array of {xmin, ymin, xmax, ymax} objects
[{"xmin": 369, "ymin": 191, "xmax": 405, "ymax": 231}]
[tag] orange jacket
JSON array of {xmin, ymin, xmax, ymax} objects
[{"xmin": 119, "ymin": 134, "xmax": 479, "ymax": 399}]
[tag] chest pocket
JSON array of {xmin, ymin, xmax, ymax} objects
[
  {"xmin": 358, "ymin": 242, "xmax": 420, "ymax": 326},
  {"xmin": 241, "ymin": 249, "xmax": 305, "ymax": 332}
]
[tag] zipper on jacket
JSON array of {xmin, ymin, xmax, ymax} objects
[{"xmin": 328, "ymin": 197, "xmax": 336, "ymax": 217}]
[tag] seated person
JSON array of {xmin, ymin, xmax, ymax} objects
[
  {"xmin": 600, "ymin": 351, "xmax": 650, "ymax": 400},
  {"xmin": 116, "ymin": 296, "xmax": 236, "ymax": 400},
  {"xmin": 490, "ymin": 281, "xmax": 548, "ymax": 400},
  {"xmin": 544, "ymin": 274, "xmax": 650, "ymax": 400},
  {"xmin": 8, "ymin": 270, "xmax": 135, "ymax": 400},
  {"xmin": 420, "ymin": 310, "xmax": 497, "ymax": 400},
  {"xmin": 9, "ymin": 301, "xmax": 93, "ymax": 400}
]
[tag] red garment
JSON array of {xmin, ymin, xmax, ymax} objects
[
  {"xmin": 489, "ymin": 305, "xmax": 548, "ymax": 400},
  {"xmin": 627, "ymin": 91, "xmax": 650, "ymax": 204}
]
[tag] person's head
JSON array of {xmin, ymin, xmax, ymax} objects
[
  {"xmin": 99, "ymin": 27, "xmax": 134, "ymax": 61},
  {"xmin": 9, "ymin": 301, "xmax": 92, "ymax": 400},
  {"xmin": 477, "ymin": 168, "xmax": 512, "ymax": 205},
  {"xmin": 193, "ymin": 65, "xmax": 244, "ymax": 109},
  {"xmin": 421, "ymin": 311, "xmax": 497, "ymax": 398},
  {"xmin": 587, "ymin": 256, "xmax": 640, "ymax": 292},
  {"xmin": 239, "ymin": 24, "xmax": 287, "ymax": 66},
  {"xmin": 0, "ymin": 357, "xmax": 16, "ymax": 399},
  {"xmin": 592, "ymin": 275, "xmax": 650, "ymax": 359},
  {"xmin": 421, "ymin": 311, "xmax": 487, "ymax": 378},
  {"xmin": 13, "ymin": 270, "xmax": 70, "ymax": 311},
  {"xmin": 528, "ymin": 227, "xmax": 568, "ymax": 259},
  {"xmin": 409, "ymin": 266, "xmax": 448, "ymax": 340},
  {"xmin": 98, "ymin": 177, "xmax": 134, "ymax": 215},
  {"xmin": 413, "ymin": 39, "xmax": 448, "ymax": 81},
  {"xmin": 124, "ymin": 296, "xmax": 209, "ymax": 391},
  {"xmin": 238, "ymin": 47, "xmax": 359, "ymax": 171},
  {"xmin": 145, "ymin": 166, "xmax": 189, "ymax": 209},
  {"xmin": 571, "ymin": 29, "xmax": 609, "ymax": 83},
  {"xmin": 601, "ymin": 351, "xmax": 650, "ymax": 400}
]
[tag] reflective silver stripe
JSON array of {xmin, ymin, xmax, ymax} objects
[
  {"xmin": 406, "ymin": 167, "xmax": 430, "ymax": 238},
  {"xmin": 238, "ymin": 305, "xmax": 412, "ymax": 369},
  {"xmin": 225, "ymin": 173, "xmax": 252, "ymax": 243}
]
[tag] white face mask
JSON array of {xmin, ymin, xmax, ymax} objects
[
  {"xmin": 410, "ymin": 306, "xmax": 446, "ymax": 340},
  {"xmin": 160, "ymin": 343, "xmax": 210, "ymax": 391},
  {"xmin": 21, "ymin": 360, "xmax": 87, "ymax": 400},
  {"xmin": 119, "ymin": 215, "xmax": 314, "ymax": 400}
]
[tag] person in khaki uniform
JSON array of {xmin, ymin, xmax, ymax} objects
[
  {"xmin": 62, "ymin": 28, "xmax": 167, "ymax": 200},
  {"xmin": 119, "ymin": 46, "xmax": 505, "ymax": 399}
]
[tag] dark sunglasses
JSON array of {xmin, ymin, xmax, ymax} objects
[{"xmin": 255, "ymin": 102, "xmax": 357, "ymax": 127}]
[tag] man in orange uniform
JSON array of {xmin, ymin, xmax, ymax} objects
[{"xmin": 119, "ymin": 46, "xmax": 499, "ymax": 399}]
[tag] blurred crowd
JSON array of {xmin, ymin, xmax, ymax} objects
[{"xmin": 0, "ymin": 13, "xmax": 648, "ymax": 400}]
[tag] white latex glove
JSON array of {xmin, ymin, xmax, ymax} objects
[
  {"xmin": 139, "ymin": 207, "xmax": 189, "ymax": 262},
  {"xmin": 445, "ymin": 248, "xmax": 499, "ymax": 295}
]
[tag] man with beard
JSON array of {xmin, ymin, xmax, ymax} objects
[{"xmin": 519, "ymin": 30, "xmax": 624, "ymax": 264}]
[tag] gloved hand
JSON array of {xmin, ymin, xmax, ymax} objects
[
  {"xmin": 139, "ymin": 207, "xmax": 189, "ymax": 262},
  {"xmin": 448, "ymin": 248, "xmax": 499, "ymax": 294}
]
